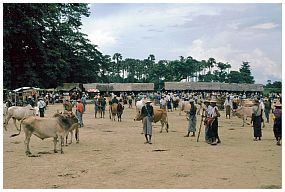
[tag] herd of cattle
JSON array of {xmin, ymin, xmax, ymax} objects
[{"xmin": 2, "ymin": 97, "xmax": 279, "ymax": 156}]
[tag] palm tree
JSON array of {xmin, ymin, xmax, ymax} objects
[
  {"xmin": 112, "ymin": 53, "xmax": 122, "ymax": 81},
  {"xmin": 206, "ymin": 57, "xmax": 216, "ymax": 74}
]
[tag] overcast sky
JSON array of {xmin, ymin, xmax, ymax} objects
[{"xmin": 80, "ymin": 3, "xmax": 282, "ymax": 84}]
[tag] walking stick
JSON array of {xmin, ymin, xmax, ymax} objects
[{"xmin": 197, "ymin": 109, "xmax": 205, "ymax": 142}]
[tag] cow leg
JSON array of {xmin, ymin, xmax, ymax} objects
[
  {"xmin": 242, "ymin": 117, "xmax": 245, "ymax": 127},
  {"xmin": 4, "ymin": 114, "xmax": 12, "ymax": 131},
  {"xmin": 24, "ymin": 128, "xmax": 32, "ymax": 155},
  {"xmin": 12, "ymin": 117, "xmax": 21, "ymax": 131},
  {"xmin": 160, "ymin": 120, "xmax": 164, "ymax": 133},
  {"xmin": 70, "ymin": 130, "xmax": 73, "ymax": 144},
  {"xmin": 53, "ymin": 136, "xmax": 58, "ymax": 153},
  {"xmin": 75, "ymin": 128, "xmax": 79, "ymax": 143},
  {"xmin": 65, "ymin": 134, "xmax": 68, "ymax": 146},
  {"xmin": 166, "ymin": 123, "xmax": 169, "ymax": 132},
  {"xmin": 60, "ymin": 136, "xmax": 64, "ymax": 154}
]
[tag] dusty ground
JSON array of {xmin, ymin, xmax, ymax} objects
[{"xmin": 3, "ymin": 103, "xmax": 282, "ymax": 189}]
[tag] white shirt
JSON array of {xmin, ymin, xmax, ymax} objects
[
  {"xmin": 207, "ymin": 105, "xmax": 218, "ymax": 118},
  {"xmin": 37, "ymin": 100, "xmax": 46, "ymax": 109}
]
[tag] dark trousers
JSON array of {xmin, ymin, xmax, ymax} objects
[
  {"xmin": 39, "ymin": 108, "xmax": 45, "ymax": 117},
  {"xmin": 209, "ymin": 118, "xmax": 219, "ymax": 142}
]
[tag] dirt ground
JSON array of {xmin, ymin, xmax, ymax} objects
[{"xmin": 3, "ymin": 103, "xmax": 282, "ymax": 189}]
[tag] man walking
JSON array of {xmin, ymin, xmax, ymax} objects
[{"xmin": 141, "ymin": 100, "xmax": 154, "ymax": 144}]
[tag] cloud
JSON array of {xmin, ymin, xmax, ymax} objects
[
  {"xmin": 251, "ymin": 22, "xmax": 279, "ymax": 30},
  {"xmin": 86, "ymin": 30, "xmax": 117, "ymax": 49},
  {"xmin": 186, "ymin": 39, "xmax": 281, "ymax": 84}
]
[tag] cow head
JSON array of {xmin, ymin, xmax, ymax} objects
[{"xmin": 134, "ymin": 111, "xmax": 143, "ymax": 121}]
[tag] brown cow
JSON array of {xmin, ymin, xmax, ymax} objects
[
  {"xmin": 11, "ymin": 113, "xmax": 79, "ymax": 155},
  {"xmin": 134, "ymin": 108, "xmax": 169, "ymax": 133},
  {"xmin": 110, "ymin": 103, "xmax": 124, "ymax": 121}
]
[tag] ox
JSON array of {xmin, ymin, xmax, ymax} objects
[
  {"xmin": 53, "ymin": 112, "xmax": 79, "ymax": 146},
  {"xmin": 4, "ymin": 105, "xmax": 36, "ymax": 131},
  {"xmin": 179, "ymin": 101, "xmax": 191, "ymax": 116},
  {"xmin": 110, "ymin": 103, "xmax": 124, "ymax": 121},
  {"xmin": 11, "ymin": 113, "xmax": 78, "ymax": 155},
  {"xmin": 232, "ymin": 106, "xmax": 253, "ymax": 127},
  {"xmin": 134, "ymin": 108, "xmax": 169, "ymax": 133},
  {"xmin": 135, "ymin": 100, "xmax": 145, "ymax": 113}
]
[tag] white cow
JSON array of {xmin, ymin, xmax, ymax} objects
[
  {"xmin": 135, "ymin": 100, "xmax": 145, "ymax": 113},
  {"xmin": 4, "ymin": 105, "xmax": 36, "ymax": 131},
  {"xmin": 12, "ymin": 113, "xmax": 79, "ymax": 155},
  {"xmin": 232, "ymin": 106, "xmax": 253, "ymax": 127}
]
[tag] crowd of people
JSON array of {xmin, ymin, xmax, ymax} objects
[{"xmin": 4, "ymin": 89, "xmax": 282, "ymax": 146}]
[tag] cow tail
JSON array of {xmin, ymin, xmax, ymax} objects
[{"xmin": 10, "ymin": 118, "xmax": 25, "ymax": 137}]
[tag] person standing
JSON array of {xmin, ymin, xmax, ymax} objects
[
  {"xmin": 224, "ymin": 96, "xmax": 233, "ymax": 119},
  {"xmin": 37, "ymin": 97, "xmax": 46, "ymax": 117},
  {"xmin": 63, "ymin": 99, "xmax": 73, "ymax": 112},
  {"xmin": 251, "ymin": 99, "xmax": 262, "ymax": 141},
  {"xmin": 263, "ymin": 97, "xmax": 271, "ymax": 123},
  {"xmin": 203, "ymin": 100, "xmax": 211, "ymax": 143},
  {"xmin": 141, "ymin": 100, "xmax": 154, "ymax": 144},
  {"xmin": 76, "ymin": 99, "xmax": 84, "ymax": 127},
  {"xmin": 81, "ymin": 93, "xmax": 87, "ymax": 112},
  {"xmin": 184, "ymin": 99, "xmax": 197, "ymax": 137},
  {"xmin": 208, "ymin": 99, "xmax": 221, "ymax": 145},
  {"xmin": 160, "ymin": 96, "xmax": 167, "ymax": 109},
  {"xmin": 27, "ymin": 96, "xmax": 35, "ymax": 107},
  {"xmin": 273, "ymin": 103, "xmax": 282, "ymax": 145},
  {"xmin": 112, "ymin": 96, "xmax": 119, "ymax": 104},
  {"xmin": 94, "ymin": 97, "xmax": 99, "ymax": 118}
]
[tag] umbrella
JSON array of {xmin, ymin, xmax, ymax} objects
[{"xmin": 87, "ymin": 88, "xmax": 100, "ymax": 93}]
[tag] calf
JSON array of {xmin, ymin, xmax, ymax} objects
[{"xmin": 11, "ymin": 113, "xmax": 78, "ymax": 155}]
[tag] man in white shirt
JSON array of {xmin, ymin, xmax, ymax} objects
[{"xmin": 37, "ymin": 97, "xmax": 46, "ymax": 117}]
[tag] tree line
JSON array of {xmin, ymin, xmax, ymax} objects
[{"xmin": 4, "ymin": 3, "xmax": 257, "ymax": 91}]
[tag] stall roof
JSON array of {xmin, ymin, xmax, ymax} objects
[
  {"xmin": 13, "ymin": 87, "xmax": 41, "ymax": 92},
  {"xmin": 56, "ymin": 83, "xmax": 82, "ymax": 92},
  {"xmin": 83, "ymin": 83, "xmax": 154, "ymax": 92},
  {"xmin": 164, "ymin": 82, "xmax": 264, "ymax": 92}
]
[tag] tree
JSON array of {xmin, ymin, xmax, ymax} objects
[
  {"xmin": 112, "ymin": 53, "xmax": 123, "ymax": 81},
  {"xmin": 239, "ymin": 61, "xmax": 255, "ymax": 84},
  {"xmin": 227, "ymin": 71, "xmax": 242, "ymax": 83},
  {"xmin": 3, "ymin": 3, "xmax": 106, "ymax": 89}
]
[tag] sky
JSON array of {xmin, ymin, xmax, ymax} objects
[{"xmin": 80, "ymin": 4, "xmax": 280, "ymax": 84}]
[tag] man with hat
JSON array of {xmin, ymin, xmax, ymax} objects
[
  {"xmin": 251, "ymin": 98, "xmax": 262, "ymax": 141},
  {"xmin": 184, "ymin": 99, "xmax": 197, "ymax": 137},
  {"xmin": 28, "ymin": 96, "xmax": 35, "ymax": 107},
  {"xmin": 273, "ymin": 103, "xmax": 282, "ymax": 145},
  {"xmin": 76, "ymin": 99, "xmax": 84, "ymax": 127},
  {"xmin": 208, "ymin": 99, "xmax": 221, "ymax": 145},
  {"xmin": 141, "ymin": 100, "xmax": 154, "ymax": 144},
  {"xmin": 37, "ymin": 97, "xmax": 46, "ymax": 117}
]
